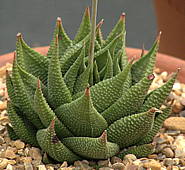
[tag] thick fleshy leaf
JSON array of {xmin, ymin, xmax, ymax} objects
[
  {"xmin": 64, "ymin": 45, "xmax": 85, "ymax": 94},
  {"xmin": 7, "ymin": 101, "xmax": 38, "ymax": 146},
  {"xmin": 73, "ymin": 65, "xmax": 90, "ymax": 94},
  {"xmin": 139, "ymin": 70, "xmax": 178, "ymax": 113},
  {"xmin": 63, "ymin": 131, "xmax": 119, "ymax": 159},
  {"xmin": 93, "ymin": 60, "xmax": 100, "ymax": 84},
  {"xmin": 117, "ymin": 143, "xmax": 155, "ymax": 159},
  {"xmin": 138, "ymin": 105, "xmax": 172, "ymax": 145},
  {"xmin": 103, "ymin": 50, "xmax": 113, "ymax": 80},
  {"xmin": 96, "ymin": 19, "xmax": 104, "ymax": 46},
  {"xmin": 47, "ymin": 37, "xmax": 72, "ymax": 109},
  {"xmin": 37, "ymin": 120, "xmax": 80, "ymax": 163},
  {"xmin": 11, "ymin": 59, "xmax": 44, "ymax": 129},
  {"xmin": 16, "ymin": 33, "xmax": 25, "ymax": 68},
  {"xmin": 74, "ymin": 7, "xmax": 91, "ymax": 43},
  {"xmin": 60, "ymin": 34, "xmax": 90, "ymax": 74},
  {"xmin": 34, "ymin": 80, "xmax": 73, "ymax": 138},
  {"xmin": 6, "ymin": 124, "xmax": 19, "ymax": 141},
  {"xmin": 90, "ymin": 61, "xmax": 132, "ymax": 113},
  {"xmin": 103, "ymin": 13, "xmax": 125, "ymax": 47},
  {"xmin": 47, "ymin": 17, "xmax": 72, "ymax": 59},
  {"xmin": 55, "ymin": 88, "xmax": 108, "ymax": 137},
  {"xmin": 131, "ymin": 33, "xmax": 161, "ymax": 84},
  {"xmin": 16, "ymin": 33, "xmax": 49, "ymax": 84},
  {"xmin": 107, "ymin": 108, "xmax": 156, "ymax": 149},
  {"xmin": 102, "ymin": 74, "xmax": 155, "ymax": 125}
]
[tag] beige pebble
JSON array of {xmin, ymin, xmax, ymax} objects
[
  {"xmin": 162, "ymin": 147, "xmax": 174, "ymax": 158},
  {"xmin": 142, "ymin": 160, "xmax": 161, "ymax": 170},
  {"xmin": 6, "ymin": 164, "xmax": 14, "ymax": 170},
  {"xmin": 28, "ymin": 147, "xmax": 42, "ymax": 160},
  {"xmin": 163, "ymin": 158, "xmax": 174, "ymax": 166},
  {"xmin": 37, "ymin": 165, "xmax": 47, "ymax": 170},
  {"xmin": 0, "ymin": 158, "xmax": 8, "ymax": 169},
  {"xmin": 24, "ymin": 162, "xmax": 33, "ymax": 170},
  {"xmin": 0, "ymin": 136, "xmax": 5, "ymax": 144},
  {"xmin": 7, "ymin": 160, "xmax": 16, "ymax": 165},
  {"xmin": 164, "ymin": 117, "xmax": 185, "ymax": 133},
  {"xmin": 23, "ymin": 157, "xmax": 32, "ymax": 164},
  {"xmin": 174, "ymin": 136, "xmax": 185, "ymax": 158},
  {"xmin": 148, "ymin": 154, "xmax": 158, "ymax": 159},
  {"xmin": 13, "ymin": 140, "xmax": 25, "ymax": 149},
  {"xmin": 111, "ymin": 156, "xmax": 122, "ymax": 164},
  {"xmin": 60, "ymin": 161, "xmax": 68, "ymax": 168},
  {"xmin": 112, "ymin": 162, "xmax": 125, "ymax": 170},
  {"xmin": 0, "ymin": 100, "xmax": 7, "ymax": 110},
  {"xmin": 124, "ymin": 154, "xmax": 137, "ymax": 162},
  {"xmin": 97, "ymin": 160, "xmax": 110, "ymax": 167},
  {"xmin": 5, "ymin": 149, "xmax": 17, "ymax": 159},
  {"xmin": 45, "ymin": 165, "xmax": 55, "ymax": 170}
]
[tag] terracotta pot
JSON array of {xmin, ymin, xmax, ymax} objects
[
  {"xmin": 0, "ymin": 46, "xmax": 184, "ymax": 83},
  {"xmin": 153, "ymin": 0, "xmax": 185, "ymax": 60}
]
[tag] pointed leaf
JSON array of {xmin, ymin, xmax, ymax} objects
[
  {"xmin": 102, "ymin": 74, "xmax": 155, "ymax": 125},
  {"xmin": 17, "ymin": 33, "xmax": 49, "ymax": 84},
  {"xmin": 63, "ymin": 131, "xmax": 119, "ymax": 159},
  {"xmin": 47, "ymin": 17, "xmax": 72, "ymax": 59},
  {"xmin": 34, "ymin": 80, "xmax": 73, "ymax": 138},
  {"xmin": 74, "ymin": 7, "xmax": 91, "ymax": 43},
  {"xmin": 139, "ymin": 70, "xmax": 178, "ymax": 113},
  {"xmin": 64, "ymin": 45, "xmax": 85, "ymax": 94},
  {"xmin": 47, "ymin": 37, "xmax": 72, "ymax": 109},
  {"xmin": 36, "ymin": 120, "xmax": 80, "ymax": 163},
  {"xmin": 107, "ymin": 108, "xmax": 156, "ymax": 148},
  {"xmin": 103, "ymin": 50, "xmax": 113, "ymax": 80},
  {"xmin": 117, "ymin": 143, "xmax": 155, "ymax": 159},
  {"xmin": 7, "ymin": 101, "xmax": 38, "ymax": 146},
  {"xmin": 131, "ymin": 33, "xmax": 161, "ymax": 84},
  {"xmin": 55, "ymin": 87, "xmax": 108, "ymax": 137}
]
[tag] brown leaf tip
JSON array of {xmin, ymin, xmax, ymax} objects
[
  {"xmin": 16, "ymin": 32, "xmax": 22, "ymax": 38},
  {"xmin": 100, "ymin": 130, "xmax": 107, "ymax": 144},
  {"xmin": 149, "ymin": 108, "xmax": 162, "ymax": 114},
  {"xmin": 37, "ymin": 79, "xmax": 41, "ymax": 89},
  {"xmin": 85, "ymin": 86, "xmax": 90, "ymax": 96},
  {"xmin": 49, "ymin": 119, "xmax": 56, "ymax": 130},
  {"xmin": 56, "ymin": 17, "xmax": 62, "ymax": 26},
  {"xmin": 85, "ymin": 7, "xmax": 90, "ymax": 17},
  {"xmin": 147, "ymin": 74, "xmax": 155, "ymax": 80},
  {"xmin": 97, "ymin": 19, "xmax": 104, "ymax": 29},
  {"xmin": 120, "ymin": 12, "xmax": 126, "ymax": 20},
  {"xmin": 156, "ymin": 31, "xmax": 162, "ymax": 42}
]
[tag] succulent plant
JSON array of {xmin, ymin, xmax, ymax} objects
[{"xmin": 6, "ymin": 0, "xmax": 178, "ymax": 164}]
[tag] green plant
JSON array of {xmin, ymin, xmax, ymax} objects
[{"xmin": 6, "ymin": 0, "xmax": 177, "ymax": 163}]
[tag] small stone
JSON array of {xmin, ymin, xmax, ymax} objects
[
  {"xmin": 167, "ymin": 166, "xmax": 179, "ymax": 170},
  {"xmin": 132, "ymin": 160, "xmax": 142, "ymax": 166},
  {"xmin": 99, "ymin": 168, "xmax": 113, "ymax": 170},
  {"xmin": 155, "ymin": 137, "xmax": 167, "ymax": 144},
  {"xmin": 13, "ymin": 140, "xmax": 25, "ymax": 149},
  {"xmin": 163, "ymin": 158, "xmax": 174, "ymax": 166},
  {"xmin": 60, "ymin": 161, "xmax": 68, "ymax": 168},
  {"xmin": 23, "ymin": 157, "xmax": 32, "ymax": 164},
  {"xmin": 112, "ymin": 162, "xmax": 125, "ymax": 170},
  {"xmin": 155, "ymin": 143, "xmax": 168, "ymax": 153},
  {"xmin": 0, "ymin": 101, "xmax": 7, "ymax": 110},
  {"xmin": 111, "ymin": 156, "xmax": 122, "ymax": 164},
  {"xmin": 0, "ymin": 158, "xmax": 8, "ymax": 169},
  {"xmin": 142, "ymin": 160, "xmax": 161, "ymax": 170},
  {"xmin": 148, "ymin": 154, "xmax": 158, "ymax": 159},
  {"xmin": 124, "ymin": 164, "xmax": 139, "ymax": 170},
  {"xmin": 14, "ymin": 164, "xmax": 25, "ymax": 170},
  {"xmin": 24, "ymin": 162, "xmax": 33, "ymax": 170},
  {"xmin": 6, "ymin": 164, "xmax": 14, "ymax": 170},
  {"xmin": 37, "ymin": 165, "xmax": 47, "ymax": 170},
  {"xmin": 162, "ymin": 147, "xmax": 174, "ymax": 158},
  {"xmin": 0, "ymin": 125, "xmax": 5, "ymax": 133},
  {"xmin": 7, "ymin": 160, "xmax": 16, "ymax": 165},
  {"xmin": 173, "ymin": 158, "xmax": 180, "ymax": 165},
  {"xmin": 0, "ymin": 136, "xmax": 5, "ymax": 144},
  {"xmin": 180, "ymin": 158, "xmax": 185, "ymax": 166},
  {"xmin": 179, "ymin": 110, "xmax": 185, "ymax": 117},
  {"xmin": 98, "ymin": 160, "xmax": 110, "ymax": 167},
  {"xmin": 124, "ymin": 154, "xmax": 137, "ymax": 163},
  {"xmin": 5, "ymin": 149, "xmax": 17, "ymax": 159},
  {"xmin": 164, "ymin": 117, "xmax": 185, "ymax": 133},
  {"xmin": 174, "ymin": 135, "xmax": 185, "ymax": 158},
  {"xmin": 28, "ymin": 147, "xmax": 42, "ymax": 160},
  {"xmin": 157, "ymin": 153, "xmax": 166, "ymax": 160},
  {"xmin": 166, "ymin": 130, "xmax": 181, "ymax": 136}
]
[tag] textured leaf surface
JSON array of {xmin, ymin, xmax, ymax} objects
[
  {"xmin": 55, "ymin": 88, "xmax": 108, "ymax": 137},
  {"xmin": 117, "ymin": 143, "xmax": 155, "ymax": 159},
  {"xmin": 47, "ymin": 38, "xmax": 72, "ymax": 109},
  {"xmin": 37, "ymin": 120, "xmax": 80, "ymax": 163},
  {"xmin": 102, "ymin": 74, "xmax": 155, "ymax": 125},
  {"xmin": 63, "ymin": 131, "xmax": 119, "ymax": 159},
  {"xmin": 107, "ymin": 109, "xmax": 156, "ymax": 149}
]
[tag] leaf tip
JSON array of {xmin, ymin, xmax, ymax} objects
[
  {"xmin": 120, "ymin": 12, "xmax": 126, "ymax": 20},
  {"xmin": 147, "ymin": 74, "xmax": 155, "ymax": 80},
  {"xmin": 85, "ymin": 86, "xmax": 90, "ymax": 97},
  {"xmin": 100, "ymin": 130, "xmax": 107, "ymax": 144},
  {"xmin": 85, "ymin": 7, "xmax": 90, "ymax": 17}
]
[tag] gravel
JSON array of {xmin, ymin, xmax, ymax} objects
[{"xmin": 0, "ymin": 64, "xmax": 185, "ymax": 169}]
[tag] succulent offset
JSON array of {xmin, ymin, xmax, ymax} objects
[{"xmin": 6, "ymin": 5, "xmax": 178, "ymax": 163}]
